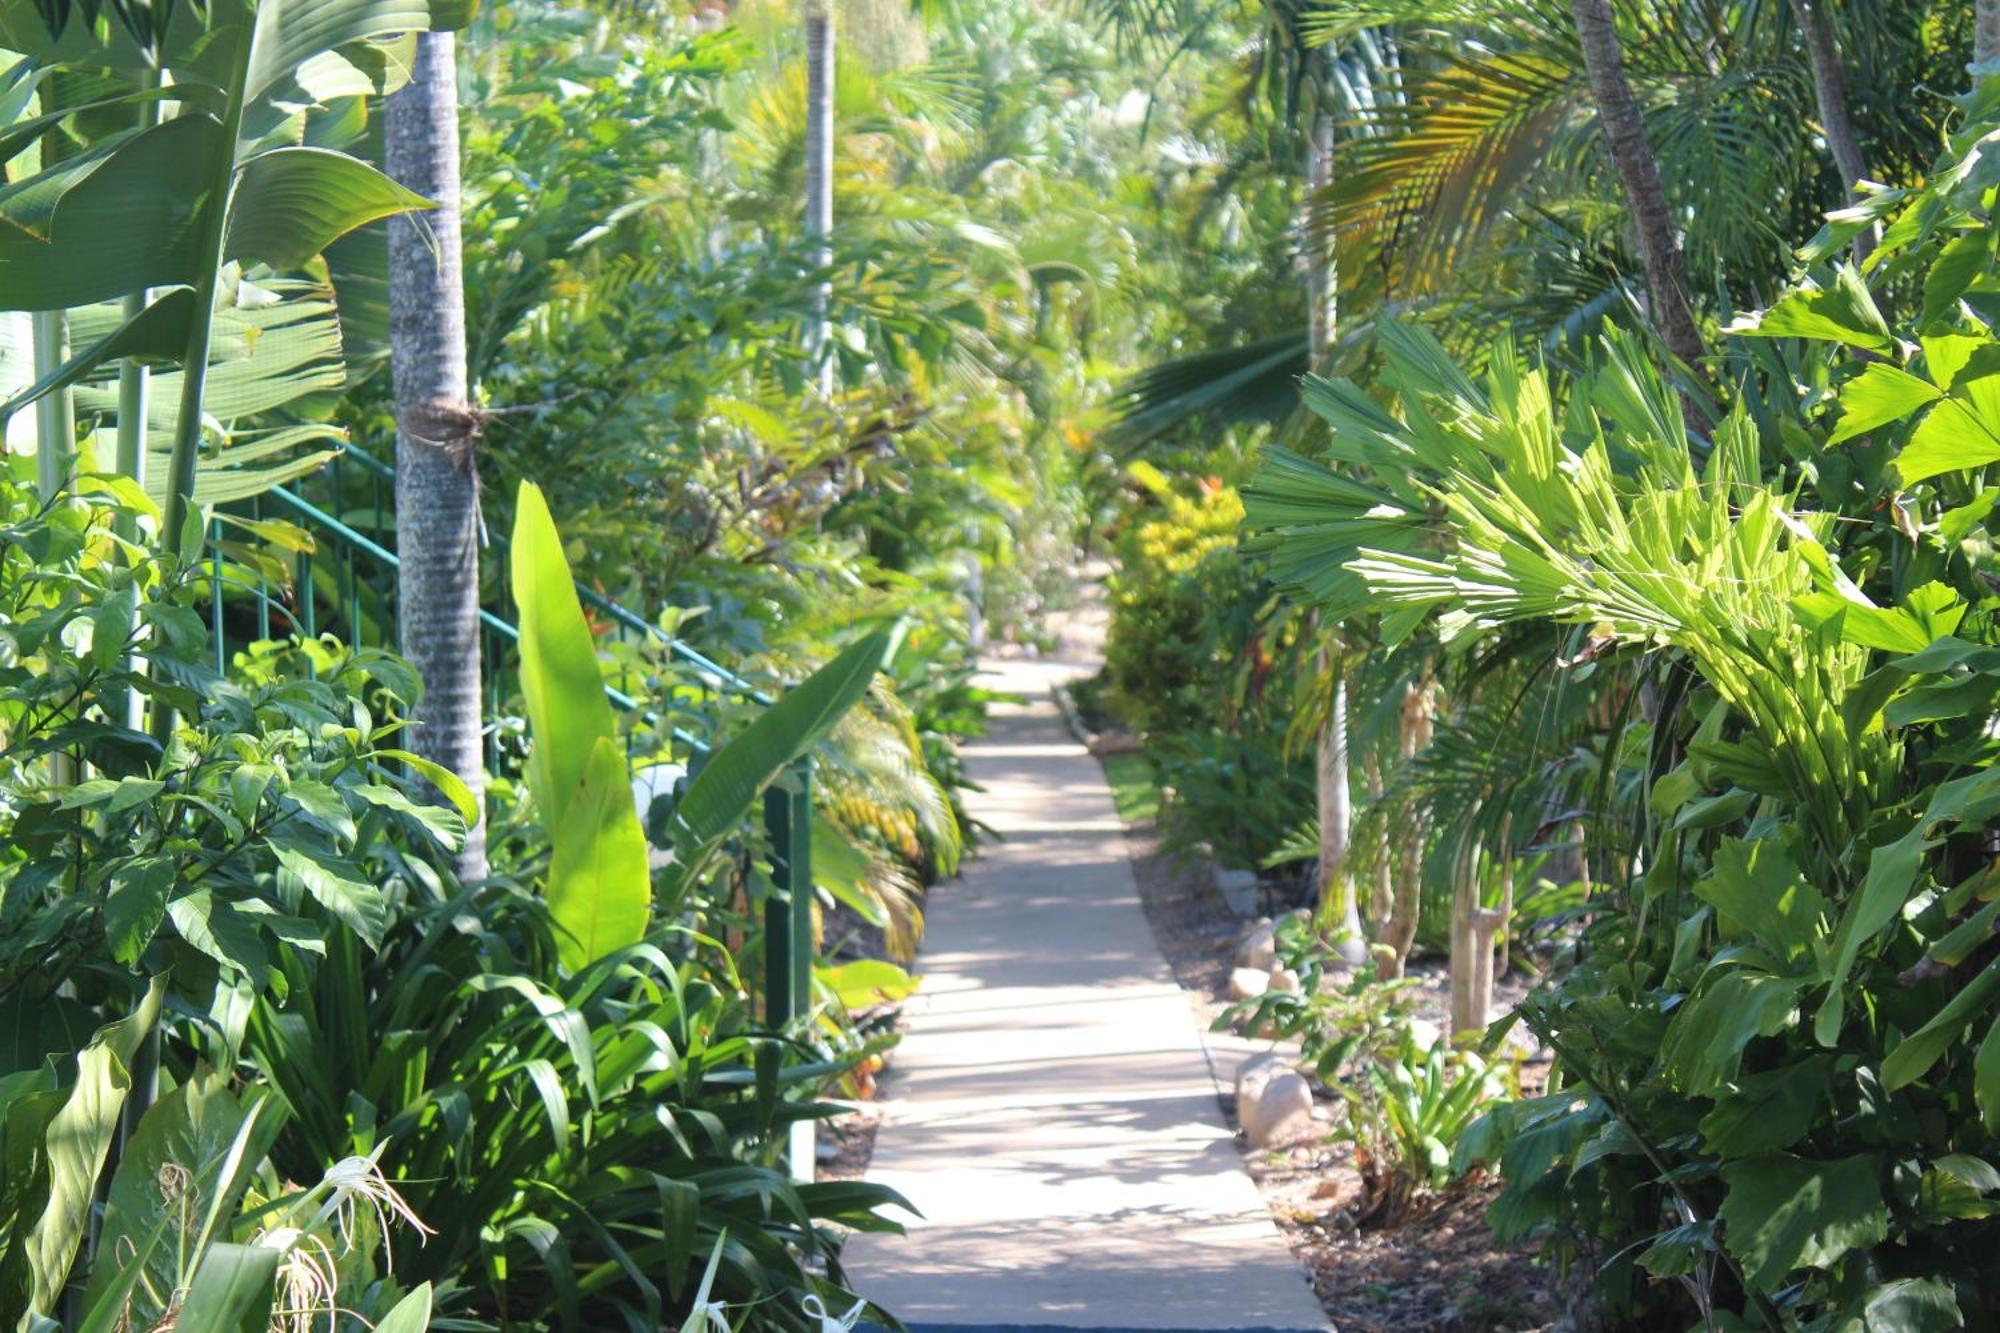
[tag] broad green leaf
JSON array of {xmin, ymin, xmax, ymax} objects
[
  {"xmin": 1922, "ymin": 230, "xmax": 1989, "ymax": 328},
  {"xmin": 353, "ymin": 781, "xmax": 467, "ymax": 853},
  {"xmin": 167, "ymin": 890, "xmax": 269, "ymax": 979},
  {"xmin": 285, "ymin": 778, "xmax": 357, "ymax": 843},
  {"xmin": 374, "ymin": 1283, "xmax": 434, "ymax": 1333},
  {"xmin": 14, "ymin": 977, "xmax": 165, "ymax": 1320},
  {"xmin": 170, "ymin": 1242, "xmax": 278, "ymax": 1331},
  {"xmin": 672, "ymin": 629, "xmax": 896, "ymax": 850},
  {"xmin": 1700, "ymin": 1058, "xmax": 1832, "ymax": 1156},
  {"xmin": 546, "ymin": 736, "xmax": 650, "ymax": 974},
  {"xmin": 105, "ymin": 856, "xmax": 176, "ymax": 966},
  {"xmin": 817, "ymin": 959, "xmax": 919, "ymax": 1009},
  {"xmin": 1882, "ymin": 957, "xmax": 2000, "ymax": 1091},
  {"xmin": 1730, "ymin": 270, "xmax": 1893, "ymax": 352},
  {"xmin": 1977, "ymin": 1015, "xmax": 2000, "ymax": 1134},
  {"xmin": 372, "ymin": 748, "xmax": 479, "ymax": 824},
  {"xmin": 273, "ymin": 845, "xmax": 388, "ymax": 948},
  {"xmin": 0, "ymin": 288, "xmax": 192, "ymax": 423},
  {"xmin": 1828, "ymin": 363, "xmax": 1942, "ymax": 444},
  {"xmin": 511, "ymin": 479, "xmax": 619, "ymax": 824},
  {"xmin": 1719, "ymin": 1154, "xmax": 1889, "ymax": 1293},
  {"xmin": 1895, "ymin": 397, "xmax": 2000, "ymax": 484},
  {"xmin": 0, "ymin": 116, "xmax": 220, "ymax": 311},
  {"xmin": 1856, "ymin": 1277, "xmax": 1961, "ymax": 1332},
  {"xmin": 1662, "ymin": 970, "xmax": 1800, "ymax": 1095},
  {"xmin": 226, "ymin": 147, "xmax": 433, "ymax": 270},
  {"xmin": 79, "ymin": 1074, "xmax": 280, "ymax": 1322},
  {"xmin": 1692, "ymin": 838, "xmax": 1827, "ymax": 965}
]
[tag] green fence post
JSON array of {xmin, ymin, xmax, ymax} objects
[{"xmin": 763, "ymin": 759, "xmax": 815, "ymax": 1178}]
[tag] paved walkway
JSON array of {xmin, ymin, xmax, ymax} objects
[{"xmin": 844, "ymin": 657, "xmax": 1327, "ymax": 1333}]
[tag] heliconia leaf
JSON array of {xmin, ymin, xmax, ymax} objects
[
  {"xmin": 546, "ymin": 735, "xmax": 651, "ymax": 974},
  {"xmin": 225, "ymin": 146, "xmax": 433, "ymax": 271},
  {"xmin": 511, "ymin": 479, "xmax": 620, "ymax": 824}
]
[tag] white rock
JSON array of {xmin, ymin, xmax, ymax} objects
[
  {"xmin": 1235, "ymin": 1053, "xmax": 1315, "ymax": 1148},
  {"xmin": 1213, "ymin": 867, "xmax": 1260, "ymax": 917},
  {"xmin": 1268, "ymin": 965, "xmax": 1301, "ymax": 994},
  {"xmin": 1235, "ymin": 920, "xmax": 1277, "ymax": 971},
  {"xmin": 1227, "ymin": 967, "xmax": 1270, "ymax": 1001}
]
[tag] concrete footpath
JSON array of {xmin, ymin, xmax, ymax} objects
[{"xmin": 843, "ymin": 657, "xmax": 1328, "ymax": 1333}]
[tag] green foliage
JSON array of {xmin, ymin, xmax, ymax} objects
[{"xmin": 1249, "ymin": 82, "xmax": 2000, "ymax": 1318}]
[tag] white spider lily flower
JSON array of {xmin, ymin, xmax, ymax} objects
[
  {"xmin": 687, "ymin": 1296, "xmax": 732, "ymax": 1333},
  {"xmin": 307, "ymin": 1140, "xmax": 436, "ymax": 1262},
  {"xmin": 256, "ymin": 1226, "xmax": 340, "ymax": 1333},
  {"xmin": 801, "ymin": 1294, "xmax": 868, "ymax": 1333}
]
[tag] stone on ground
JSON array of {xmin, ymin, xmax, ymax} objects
[{"xmin": 1234, "ymin": 1053, "xmax": 1315, "ymax": 1150}]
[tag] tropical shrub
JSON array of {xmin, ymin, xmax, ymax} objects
[{"xmin": 1251, "ymin": 77, "xmax": 2000, "ymax": 1315}]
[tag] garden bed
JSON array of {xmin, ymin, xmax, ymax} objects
[{"xmin": 1113, "ymin": 774, "xmax": 1558, "ymax": 1332}]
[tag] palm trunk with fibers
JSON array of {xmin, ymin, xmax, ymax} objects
[
  {"xmin": 1569, "ymin": 0, "xmax": 1706, "ymax": 373},
  {"xmin": 1305, "ymin": 86, "xmax": 1365, "ymax": 961},
  {"xmin": 1980, "ymin": 0, "xmax": 2000, "ymax": 65},
  {"xmin": 805, "ymin": 4, "xmax": 835, "ymax": 400},
  {"xmin": 388, "ymin": 31, "xmax": 487, "ymax": 880},
  {"xmin": 1788, "ymin": 0, "xmax": 1875, "ymax": 259}
]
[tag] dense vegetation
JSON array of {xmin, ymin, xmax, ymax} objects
[
  {"xmin": 9, "ymin": 0, "xmax": 2000, "ymax": 1327},
  {"xmin": 1087, "ymin": 0, "xmax": 2000, "ymax": 1328}
]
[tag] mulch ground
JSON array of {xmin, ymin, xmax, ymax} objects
[{"xmin": 1120, "ymin": 816, "xmax": 1558, "ymax": 1333}]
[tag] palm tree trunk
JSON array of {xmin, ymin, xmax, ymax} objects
[
  {"xmin": 1980, "ymin": 0, "xmax": 2000, "ymax": 65},
  {"xmin": 1569, "ymin": 0, "xmax": 1706, "ymax": 371},
  {"xmin": 805, "ymin": 5, "xmax": 835, "ymax": 399},
  {"xmin": 387, "ymin": 31, "xmax": 487, "ymax": 880},
  {"xmin": 1788, "ymin": 0, "xmax": 1875, "ymax": 259},
  {"xmin": 1305, "ymin": 87, "xmax": 1365, "ymax": 961}
]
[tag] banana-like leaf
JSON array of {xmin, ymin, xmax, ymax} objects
[
  {"xmin": 226, "ymin": 146, "xmax": 432, "ymax": 270},
  {"xmin": 512, "ymin": 481, "xmax": 650, "ymax": 970},
  {"xmin": 0, "ymin": 115, "xmax": 219, "ymax": 311},
  {"xmin": 662, "ymin": 631, "xmax": 897, "ymax": 900},
  {"xmin": 546, "ymin": 735, "xmax": 652, "ymax": 974},
  {"xmin": 512, "ymin": 480, "xmax": 622, "ymax": 824}
]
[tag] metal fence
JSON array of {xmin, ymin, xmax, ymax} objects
[{"xmin": 202, "ymin": 446, "xmax": 813, "ymax": 1037}]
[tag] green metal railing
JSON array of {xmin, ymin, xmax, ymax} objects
[{"xmin": 202, "ymin": 446, "xmax": 813, "ymax": 1039}]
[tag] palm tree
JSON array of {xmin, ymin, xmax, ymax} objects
[
  {"xmin": 1567, "ymin": 0, "xmax": 1704, "ymax": 370},
  {"xmin": 806, "ymin": 2, "xmax": 836, "ymax": 398},
  {"xmin": 1980, "ymin": 0, "xmax": 2000, "ymax": 64},
  {"xmin": 1304, "ymin": 54, "xmax": 1366, "ymax": 958},
  {"xmin": 387, "ymin": 31, "xmax": 488, "ymax": 880}
]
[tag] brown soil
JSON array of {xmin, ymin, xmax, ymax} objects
[{"xmin": 1118, "ymin": 810, "xmax": 1558, "ymax": 1333}]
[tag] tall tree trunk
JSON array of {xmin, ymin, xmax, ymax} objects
[
  {"xmin": 1788, "ymin": 0, "xmax": 1875, "ymax": 259},
  {"xmin": 1569, "ymin": 0, "xmax": 1706, "ymax": 372},
  {"xmin": 387, "ymin": 32, "xmax": 487, "ymax": 880},
  {"xmin": 1979, "ymin": 0, "xmax": 2000, "ymax": 66},
  {"xmin": 1305, "ymin": 85, "xmax": 1365, "ymax": 962},
  {"xmin": 1379, "ymin": 676, "xmax": 1431, "ymax": 980},
  {"xmin": 805, "ymin": 5, "xmax": 835, "ymax": 399}
]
